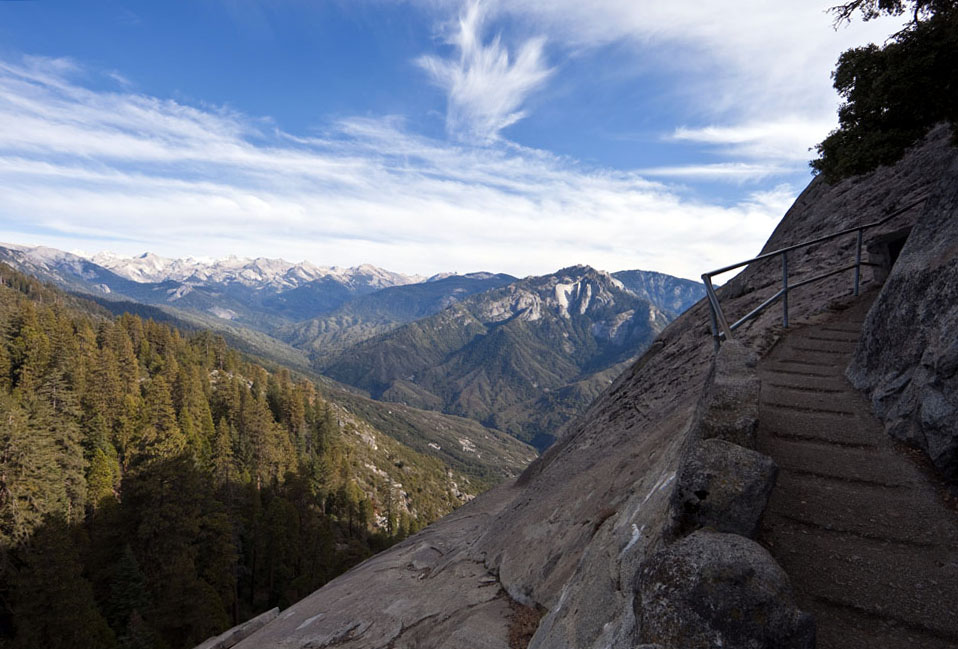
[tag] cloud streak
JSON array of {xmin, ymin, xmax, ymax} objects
[
  {"xmin": 417, "ymin": 1, "xmax": 553, "ymax": 142},
  {"xmin": 0, "ymin": 55, "xmax": 792, "ymax": 281}
]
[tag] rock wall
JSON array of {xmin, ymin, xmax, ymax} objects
[{"xmin": 848, "ymin": 150, "xmax": 958, "ymax": 482}]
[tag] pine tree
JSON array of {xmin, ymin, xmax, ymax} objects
[
  {"xmin": 87, "ymin": 446, "xmax": 120, "ymax": 509},
  {"xmin": 135, "ymin": 376, "xmax": 185, "ymax": 464},
  {"xmin": 211, "ymin": 417, "xmax": 235, "ymax": 488},
  {"xmin": 0, "ymin": 337, "xmax": 11, "ymax": 392},
  {"xmin": 122, "ymin": 456, "xmax": 230, "ymax": 646}
]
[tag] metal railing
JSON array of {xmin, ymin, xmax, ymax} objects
[{"xmin": 702, "ymin": 196, "xmax": 927, "ymax": 349}]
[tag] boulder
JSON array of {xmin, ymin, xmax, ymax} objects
[
  {"xmin": 674, "ymin": 439, "xmax": 778, "ymax": 538},
  {"xmin": 634, "ymin": 531, "xmax": 814, "ymax": 649}
]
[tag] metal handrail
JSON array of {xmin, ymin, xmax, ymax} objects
[{"xmin": 702, "ymin": 195, "xmax": 927, "ymax": 349}]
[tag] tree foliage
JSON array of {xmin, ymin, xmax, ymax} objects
[{"xmin": 811, "ymin": 0, "xmax": 958, "ymax": 180}]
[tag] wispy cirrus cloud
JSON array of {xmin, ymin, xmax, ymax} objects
[
  {"xmin": 669, "ymin": 117, "xmax": 836, "ymax": 170},
  {"xmin": 638, "ymin": 162, "xmax": 790, "ymax": 182},
  {"xmin": 416, "ymin": 1, "xmax": 553, "ymax": 142},
  {"xmin": 0, "ymin": 55, "xmax": 792, "ymax": 280}
]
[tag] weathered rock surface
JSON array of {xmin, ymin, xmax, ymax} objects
[
  {"xmin": 675, "ymin": 438, "xmax": 778, "ymax": 538},
  {"xmin": 194, "ymin": 608, "xmax": 278, "ymax": 649},
  {"xmin": 634, "ymin": 531, "xmax": 815, "ymax": 649},
  {"xmin": 228, "ymin": 125, "xmax": 958, "ymax": 649},
  {"xmin": 848, "ymin": 148, "xmax": 958, "ymax": 481}
]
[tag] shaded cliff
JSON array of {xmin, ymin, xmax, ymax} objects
[
  {"xmin": 225, "ymin": 128, "xmax": 957, "ymax": 649},
  {"xmin": 848, "ymin": 149, "xmax": 958, "ymax": 481}
]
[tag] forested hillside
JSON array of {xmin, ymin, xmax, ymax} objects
[{"xmin": 0, "ymin": 264, "xmax": 485, "ymax": 649}]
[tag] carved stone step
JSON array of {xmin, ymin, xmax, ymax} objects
[
  {"xmin": 766, "ymin": 471, "xmax": 949, "ymax": 546},
  {"xmin": 762, "ymin": 521, "xmax": 958, "ymax": 643}
]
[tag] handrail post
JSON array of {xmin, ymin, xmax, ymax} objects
[
  {"xmin": 702, "ymin": 274, "xmax": 733, "ymax": 344},
  {"xmin": 854, "ymin": 228, "xmax": 863, "ymax": 296},
  {"xmin": 708, "ymin": 301, "xmax": 720, "ymax": 352},
  {"xmin": 782, "ymin": 252, "xmax": 789, "ymax": 328}
]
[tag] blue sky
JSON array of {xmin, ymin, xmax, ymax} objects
[{"xmin": 0, "ymin": 1, "xmax": 902, "ymax": 279}]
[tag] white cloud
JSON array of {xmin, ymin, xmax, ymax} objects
[
  {"xmin": 0, "ymin": 55, "xmax": 790, "ymax": 281},
  {"xmin": 670, "ymin": 117, "xmax": 835, "ymax": 167},
  {"xmin": 417, "ymin": 1, "xmax": 554, "ymax": 142},
  {"xmin": 638, "ymin": 162, "xmax": 789, "ymax": 182}
]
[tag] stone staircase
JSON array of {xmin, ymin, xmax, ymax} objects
[{"xmin": 757, "ymin": 294, "xmax": 958, "ymax": 649}]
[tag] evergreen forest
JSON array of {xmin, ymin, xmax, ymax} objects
[{"xmin": 0, "ymin": 264, "xmax": 458, "ymax": 649}]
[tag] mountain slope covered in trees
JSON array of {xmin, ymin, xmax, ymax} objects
[{"xmin": 0, "ymin": 264, "xmax": 532, "ymax": 649}]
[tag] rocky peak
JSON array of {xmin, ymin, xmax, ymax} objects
[{"xmin": 476, "ymin": 265, "xmax": 633, "ymax": 322}]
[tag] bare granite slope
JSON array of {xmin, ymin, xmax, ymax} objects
[{"xmin": 231, "ymin": 128, "xmax": 958, "ymax": 649}]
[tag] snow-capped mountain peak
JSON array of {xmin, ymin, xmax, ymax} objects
[{"xmin": 84, "ymin": 251, "xmax": 424, "ymax": 291}]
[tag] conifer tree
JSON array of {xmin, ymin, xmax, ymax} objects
[
  {"xmin": 87, "ymin": 446, "xmax": 120, "ymax": 509},
  {"xmin": 136, "ymin": 376, "xmax": 185, "ymax": 463},
  {"xmin": 211, "ymin": 416, "xmax": 235, "ymax": 488},
  {"xmin": 0, "ymin": 336, "xmax": 12, "ymax": 392}
]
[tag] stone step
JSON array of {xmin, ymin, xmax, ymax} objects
[
  {"xmin": 819, "ymin": 324, "xmax": 864, "ymax": 336},
  {"xmin": 769, "ymin": 349, "xmax": 851, "ymax": 370},
  {"xmin": 758, "ymin": 437, "xmax": 912, "ymax": 488},
  {"xmin": 769, "ymin": 356, "xmax": 845, "ymax": 373},
  {"xmin": 757, "ymin": 372, "xmax": 848, "ymax": 393},
  {"xmin": 763, "ymin": 522, "xmax": 958, "ymax": 642},
  {"xmin": 781, "ymin": 343, "xmax": 851, "ymax": 358},
  {"xmin": 790, "ymin": 338, "xmax": 859, "ymax": 354},
  {"xmin": 762, "ymin": 398, "xmax": 856, "ymax": 418},
  {"xmin": 810, "ymin": 597, "xmax": 958, "ymax": 649},
  {"xmin": 766, "ymin": 472, "xmax": 950, "ymax": 546},
  {"xmin": 762, "ymin": 384, "xmax": 857, "ymax": 414},
  {"xmin": 801, "ymin": 332, "xmax": 860, "ymax": 345},
  {"xmin": 760, "ymin": 408, "xmax": 879, "ymax": 448},
  {"xmin": 760, "ymin": 365, "xmax": 842, "ymax": 380}
]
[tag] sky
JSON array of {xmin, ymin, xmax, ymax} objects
[{"xmin": 0, "ymin": 1, "xmax": 904, "ymax": 280}]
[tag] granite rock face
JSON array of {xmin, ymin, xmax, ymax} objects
[
  {"xmin": 848, "ymin": 151, "xmax": 958, "ymax": 482},
  {"xmin": 634, "ymin": 531, "xmax": 815, "ymax": 649}
]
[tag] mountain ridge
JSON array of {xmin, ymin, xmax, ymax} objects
[{"xmin": 318, "ymin": 265, "xmax": 672, "ymax": 449}]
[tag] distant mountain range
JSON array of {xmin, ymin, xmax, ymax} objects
[
  {"xmin": 0, "ymin": 244, "xmax": 426, "ymax": 329},
  {"xmin": 0, "ymin": 242, "xmax": 705, "ymax": 451},
  {"xmin": 317, "ymin": 266, "xmax": 676, "ymax": 449},
  {"xmin": 90, "ymin": 250, "xmax": 424, "ymax": 290}
]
